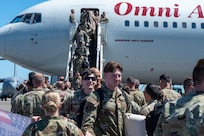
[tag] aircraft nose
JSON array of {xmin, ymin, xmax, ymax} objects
[{"xmin": 0, "ymin": 26, "xmax": 7, "ymax": 57}]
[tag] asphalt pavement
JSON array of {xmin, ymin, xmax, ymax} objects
[{"xmin": 0, "ymin": 98, "xmax": 11, "ymax": 112}]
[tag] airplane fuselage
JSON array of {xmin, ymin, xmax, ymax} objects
[{"xmin": 0, "ymin": 0, "xmax": 204, "ymax": 84}]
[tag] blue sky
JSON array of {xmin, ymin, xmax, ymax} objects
[{"xmin": 0, "ymin": 0, "xmax": 47, "ymax": 81}]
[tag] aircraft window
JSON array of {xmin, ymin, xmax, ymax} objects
[
  {"xmin": 125, "ymin": 20, "xmax": 130, "ymax": 26},
  {"xmin": 163, "ymin": 22, "xmax": 168, "ymax": 28},
  {"xmin": 144, "ymin": 21, "xmax": 149, "ymax": 27},
  {"xmin": 201, "ymin": 23, "xmax": 204, "ymax": 29},
  {"xmin": 33, "ymin": 13, "xmax": 41, "ymax": 23},
  {"xmin": 173, "ymin": 22, "xmax": 177, "ymax": 28},
  {"xmin": 154, "ymin": 21, "xmax": 158, "ymax": 27},
  {"xmin": 182, "ymin": 22, "xmax": 187, "ymax": 28},
  {"xmin": 192, "ymin": 23, "xmax": 196, "ymax": 29},
  {"xmin": 22, "ymin": 14, "xmax": 32, "ymax": 24},
  {"xmin": 135, "ymin": 21, "xmax": 139, "ymax": 27},
  {"xmin": 10, "ymin": 15, "xmax": 24, "ymax": 23}
]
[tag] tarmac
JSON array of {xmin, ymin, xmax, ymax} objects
[{"xmin": 0, "ymin": 98, "xmax": 11, "ymax": 112}]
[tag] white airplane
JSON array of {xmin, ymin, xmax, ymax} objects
[{"xmin": 0, "ymin": 0, "xmax": 204, "ymax": 84}]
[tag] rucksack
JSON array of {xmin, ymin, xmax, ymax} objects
[
  {"xmin": 76, "ymin": 88, "xmax": 129, "ymax": 128},
  {"xmin": 21, "ymin": 90, "xmax": 44, "ymax": 117},
  {"xmin": 145, "ymin": 101, "xmax": 165, "ymax": 136}
]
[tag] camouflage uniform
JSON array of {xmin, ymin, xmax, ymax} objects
[
  {"xmin": 22, "ymin": 116, "xmax": 84, "ymax": 136},
  {"xmin": 55, "ymin": 89, "xmax": 72, "ymax": 117},
  {"xmin": 73, "ymin": 56, "xmax": 86, "ymax": 75},
  {"xmin": 18, "ymin": 89, "xmax": 45, "ymax": 117},
  {"xmin": 129, "ymin": 89, "xmax": 146, "ymax": 107},
  {"xmin": 69, "ymin": 89, "xmax": 90, "ymax": 121},
  {"xmin": 71, "ymin": 76, "xmax": 82, "ymax": 90},
  {"xmin": 72, "ymin": 29, "xmax": 89, "ymax": 45},
  {"xmin": 160, "ymin": 88, "xmax": 182, "ymax": 102},
  {"xmin": 75, "ymin": 45, "xmax": 88, "ymax": 58},
  {"xmin": 140, "ymin": 99, "xmax": 157, "ymax": 116},
  {"xmin": 154, "ymin": 90, "xmax": 204, "ymax": 136},
  {"xmin": 81, "ymin": 85, "xmax": 132, "ymax": 136},
  {"xmin": 11, "ymin": 93, "xmax": 23, "ymax": 113}
]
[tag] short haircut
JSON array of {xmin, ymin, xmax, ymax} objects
[
  {"xmin": 159, "ymin": 74, "xmax": 172, "ymax": 83},
  {"xmin": 103, "ymin": 61, "xmax": 123, "ymax": 73},
  {"xmin": 193, "ymin": 59, "xmax": 204, "ymax": 85},
  {"xmin": 33, "ymin": 73, "xmax": 45, "ymax": 84},
  {"xmin": 81, "ymin": 70, "xmax": 96, "ymax": 79},
  {"xmin": 145, "ymin": 83, "xmax": 161, "ymax": 100},
  {"xmin": 127, "ymin": 77, "xmax": 140, "ymax": 87},
  {"xmin": 183, "ymin": 76, "xmax": 194, "ymax": 88}
]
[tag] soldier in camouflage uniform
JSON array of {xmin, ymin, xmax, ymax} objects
[
  {"xmin": 159, "ymin": 74, "xmax": 182, "ymax": 102},
  {"xmin": 81, "ymin": 61, "xmax": 132, "ymax": 136},
  {"xmin": 74, "ymin": 41, "xmax": 89, "ymax": 58},
  {"xmin": 140, "ymin": 83, "xmax": 161, "ymax": 116},
  {"xmin": 126, "ymin": 77, "xmax": 146, "ymax": 107},
  {"xmin": 11, "ymin": 72, "xmax": 35, "ymax": 113},
  {"xmin": 18, "ymin": 73, "xmax": 46, "ymax": 117},
  {"xmin": 154, "ymin": 59, "xmax": 204, "ymax": 136},
  {"xmin": 72, "ymin": 25, "xmax": 89, "ymax": 46},
  {"xmin": 73, "ymin": 51, "xmax": 86, "ymax": 75},
  {"xmin": 22, "ymin": 91, "xmax": 84, "ymax": 136},
  {"xmin": 61, "ymin": 70, "xmax": 96, "ymax": 122},
  {"xmin": 183, "ymin": 76, "xmax": 194, "ymax": 95},
  {"xmin": 71, "ymin": 71, "xmax": 82, "ymax": 90}
]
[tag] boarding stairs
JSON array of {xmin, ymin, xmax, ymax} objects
[{"xmin": 65, "ymin": 22, "xmax": 107, "ymax": 81}]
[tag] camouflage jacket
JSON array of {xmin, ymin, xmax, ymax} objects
[
  {"xmin": 140, "ymin": 99, "xmax": 158, "ymax": 116},
  {"xmin": 160, "ymin": 88, "xmax": 182, "ymax": 102},
  {"xmin": 18, "ymin": 89, "xmax": 45, "ymax": 117},
  {"xmin": 22, "ymin": 116, "xmax": 84, "ymax": 136},
  {"xmin": 81, "ymin": 85, "xmax": 132, "ymax": 136},
  {"xmin": 129, "ymin": 89, "xmax": 146, "ymax": 107},
  {"xmin": 154, "ymin": 90, "xmax": 204, "ymax": 136},
  {"xmin": 61, "ymin": 89, "xmax": 90, "ymax": 120}
]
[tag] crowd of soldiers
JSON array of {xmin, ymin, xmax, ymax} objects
[
  {"xmin": 10, "ymin": 58, "xmax": 204, "ymax": 136},
  {"xmin": 70, "ymin": 9, "xmax": 109, "ymax": 75}
]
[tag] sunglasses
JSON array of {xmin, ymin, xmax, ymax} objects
[{"xmin": 83, "ymin": 76, "xmax": 97, "ymax": 81}]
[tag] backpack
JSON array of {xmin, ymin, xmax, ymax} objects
[
  {"xmin": 145, "ymin": 101, "xmax": 165, "ymax": 136},
  {"xmin": 76, "ymin": 88, "xmax": 129, "ymax": 128},
  {"xmin": 21, "ymin": 91, "xmax": 44, "ymax": 117}
]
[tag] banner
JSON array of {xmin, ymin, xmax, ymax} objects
[{"xmin": 0, "ymin": 109, "xmax": 31, "ymax": 136}]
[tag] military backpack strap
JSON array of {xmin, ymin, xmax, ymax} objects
[{"xmin": 96, "ymin": 88, "xmax": 104, "ymax": 111}]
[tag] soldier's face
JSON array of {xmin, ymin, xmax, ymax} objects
[
  {"xmin": 104, "ymin": 68, "xmax": 122, "ymax": 90},
  {"xmin": 82, "ymin": 74, "xmax": 97, "ymax": 90}
]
